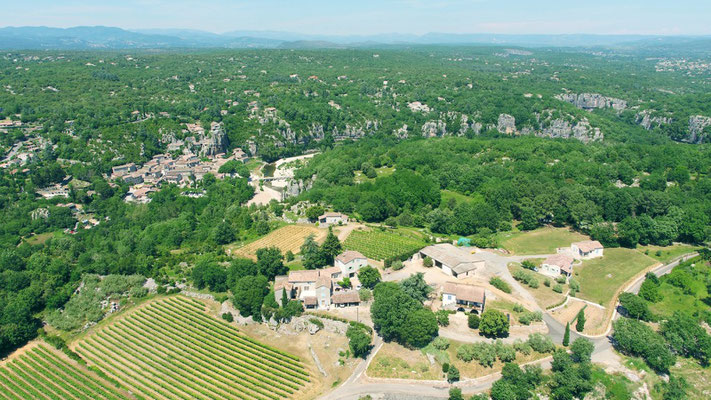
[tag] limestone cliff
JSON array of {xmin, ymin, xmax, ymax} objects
[{"xmin": 556, "ymin": 93, "xmax": 627, "ymax": 111}]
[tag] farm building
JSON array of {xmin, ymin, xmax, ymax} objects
[
  {"xmin": 275, "ymin": 266, "xmax": 360, "ymax": 309},
  {"xmin": 335, "ymin": 250, "xmax": 368, "ymax": 278},
  {"xmin": 571, "ymin": 240, "xmax": 604, "ymax": 259},
  {"xmin": 540, "ymin": 254, "xmax": 575, "ymax": 278},
  {"xmin": 331, "ymin": 291, "xmax": 361, "ymax": 307},
  {"xmin": 318, "ymin": 212, "xmax": 348, "ymax": 225},
  {"xmin": 418, "ymin": 243, "xmax": 486, "ymax": 278},
  {"xmin": 442, "ymin": 282, "xmax": 486, "ymax": 313}
]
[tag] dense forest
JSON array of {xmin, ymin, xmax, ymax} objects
[{"xmin": 297, "ymin": 136, "xmax": 711, "ymax": 248}]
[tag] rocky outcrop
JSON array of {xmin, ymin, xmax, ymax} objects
[
  {"xmin": 497, "ymin": 114, "xmax": 517, "ymax": 134},
  {"xmin": 197, "ymin": 122, "xmax": 229, "ymax": 157},
  {"xmin": 536, "ymin": 117, "xmax": 603, "ymax": 143},
  {"xmin": 688, "ymin": 115, "xmax": 711, "ymax": 143},
  {"xmin": 333, "ymin": 120, "xmax": 379, "ymax": 141},
  {"xmin": 421, "ymin": 120, "xmax": 447, "ymax": 137},
  {"xmin": 635, "ymin": 110, "xmax": 671, "ymax": 130},
  {"xmin": 556, "ymin": 93, "xmax": 627, "ymax": 111}
]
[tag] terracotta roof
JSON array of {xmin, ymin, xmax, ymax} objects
[
  {"xmin": 336, "ymin": 250, "xmax": 366, "ymax": 264},
  {"xmin": 288, "ymin": 270, "xmax": 320, "ymax": 283},
  {"xmin": 274, "ymin": 281, "xmax": 293, "ymax": 292},
  {"xmin": 543, "ymin": 254, "xmax": 575, "ymax": 274},
  {"xmin": 321, "ymin": 266, "xmax": 342, "ymax": 277},
  {"xmin": 319, "ymin": 212, "xmax": 347, "ymax": 219},
  {"xmin": 419, "ymin": 244, "xmax": 485, "ymax": 274},
  {"xmin": 573, "ymin": 240, "xmax": 603, "ymax": 253},
  {"xmin": 331, "ymin": 291, "xmax": 360, "ymax": 304},
  {"xmin": 442, "ymin": 282, "xmax": 485, "ymax": 304},
  {"xmin": 303, "ymin": 296, "xmax": 317, "ymax": 306}
]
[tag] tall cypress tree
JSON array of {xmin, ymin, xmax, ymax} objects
[
  {"xmin": 576, "ymin": 309, "xmax": 586, "ymax": 332},
  {"xmin": 563, "ymin": 322, "xmax": 571, "ymax": 346},
  {"xmin": 320, "ymin": 227, "xmax": 342, "ymax": 265}
]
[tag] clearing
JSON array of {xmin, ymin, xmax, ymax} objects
[
  {"xmin": 636, "ymin": 243, "xmax": 699, "ymax": 264},
  {"xmin": 71, "ymin": 296, "xmax": 311, "ymax": 400},
  {"xmin": 573, "ymin": 248, "xmax": 657, "ymax": 307},
  {"xmin": 0, "ymin": 341, "xmax": 133, "ymax": 399},
  {"xmin": 549, "ymin": 298, "xmax": 608, "ymax": 336},
  {"xmin": 498, "ymin": 227, "xmax": 588, "ymax": 255},
  {"xmin": 228, "ymin": 224, "xmax": 327, "ymax": 260}
]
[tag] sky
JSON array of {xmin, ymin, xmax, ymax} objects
[{"xmin": 7, "ymin": 0, "xmax": 711, "ymax": 36}]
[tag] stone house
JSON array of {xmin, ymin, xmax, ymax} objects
[
  {"xmin": 335, "ymin": 250, "xmax": 368, "ymax": 278},
  {"xmin": 318, "ymin": 212, "xmax": 348, "ymax": 225},
  {"xmin": 540, "ymin": 254, "xmax": 575, "ymax": 278},
  {"xmin": 571, "ymin": 240, "xmax": 604, "ymax": 260},
  {"xmin": 441, "ymin": 282, "xmax": 486, "ymax": 313}
]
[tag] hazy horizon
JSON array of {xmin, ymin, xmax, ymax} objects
[{"xmin": 8, "ymin": 0, "xmax": 711, "ymax": 36}]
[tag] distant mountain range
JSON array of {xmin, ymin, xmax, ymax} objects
[{"xmin": 1, "ymin": 26, "xmax": 710, "ymax": 52}]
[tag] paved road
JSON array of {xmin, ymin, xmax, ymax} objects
[
  {"xmin": 627, "ymin": 253, "xmax": 698, "ymax": 294},
  {"xmin": 323, "ymin": 251, "xmax": 697, "ymax": 400}
]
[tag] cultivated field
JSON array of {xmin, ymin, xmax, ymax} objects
[
  {"xmin": 344, "ymin": 228, "xmax": 425, "ymax": 260},
  {"xmin": 574, "ymin": 248, "xmax": 657, "ymax": 306},
  {"xmin": 498, "ymin": 227, "xmax": 588, "ymax": 255},
  {"xmin": 229, "ymin": 225, "xmax": 327, "ymax": 260},
  {"xmin": 0, "ymin": 341, "xmax": 131, "ymax": 399},
  {"xmin": 73, "ymin": 296, "xmax": 310, "ymax": 400}
]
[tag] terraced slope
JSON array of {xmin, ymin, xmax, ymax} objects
[
  {"xmin": 0, "ymin": 342, "xmax": 130, "ymax": 400},
  {"xmin": 73, "ymin": 296, "xmax": 310, "ymax": 400}
]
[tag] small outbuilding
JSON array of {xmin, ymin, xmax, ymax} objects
[
  {"xmin": 571, "ymin": 240, "xmax": 604, "ymax": 260},
  {"xmin": 318, "ymin": 212, "xmax": 348, "ymax": 225},
  {"xmin": 442, "ymin": 282, "xmax": 486, "ymax": 313},
  {"xmin": 540, "ymin": 254, "xmax": 575, "ymax": 278},
  {"xmin": 418, "ymin": 243, "xmax": 486, "ymax": 278}
]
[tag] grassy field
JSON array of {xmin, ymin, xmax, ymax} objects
[
  {"xmin": 228, "ymin": 224, "xmax": 327, "ymax": 260},
  {"xmin": 441, "ymin": 190, "xmax": 485, "ymax": 205},
  {"xmin": 72, "ymin": 296, "xmax": 310, "ymax": 400},
  {"xmin": 498, "ymin": 227, "xmax": 588, "ymax": 255},
  {"xmin": 507, "ymin": 264, "xmax": 568, "ymax": 309},
  {"xmin": 0, "ymin": 341, "xmax": 131, "ymax": 399},
  {"xmin": 649, "ymin": 258, "xmax": 710, "ymax": 318},
  {"xmin": 636, "ymin": 244, "xmax": 699, "ymax": 264},
  {"xmin": 343, "ymin": 228, "xmax": 426, "ymax": 260},
  {"xmin": 574, "ymin": 248, "xmax": 657, "ymax": 306},
  {"xmin": 368, "ymin": 339, "xmax": 548, "ymax": 381}
]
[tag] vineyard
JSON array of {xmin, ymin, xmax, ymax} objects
[
  {"xmin": 229, "ymin": 225, "xmax": 327, "ymax": 260},
  {"xmin": 72, "ymin": 296, "xmax": 310, "ymax": 400},
  {"xmin": 0, "ymin": 341, "xmax": 131, "ymax": 399},
  {"xmin": 344, "ymin": 229, "xmax": 426, "ymax": 260}
]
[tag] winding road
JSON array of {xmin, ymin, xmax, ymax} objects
[{"xmin": 321, "ymin": 251, "xmax": 698, "ymax": 399}]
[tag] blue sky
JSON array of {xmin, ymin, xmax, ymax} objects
[{"xmin": 10, "ymin": 0, "xmax": 711, "ymax": 35}]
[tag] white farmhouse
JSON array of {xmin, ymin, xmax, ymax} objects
[
  {"xmin": 540, "ymin": 254, "xmax": 575, "ymax": 278},
  {"xmin": 571, "ymin": 240, "xmax": 604, "ymax": 260},
  {"xmin": 318, "ymin": 212, "xmax": 348, "ymax": 225},
  {"xmin": 335, "ymin": 250, "xmax": 368, "ymax": 278},
  {"xmin": 442, "ymin": 282, "xmax": 486, "ymax": 313}
]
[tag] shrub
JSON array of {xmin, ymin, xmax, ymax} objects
[
  {"xmin": 619, "ymin": 292, "xmax": 654, "ymax": 321},
  {"xmin": 489, "ymin": 277, "xmax": 511, "ymax": 293},
  {"xmin": 552, "ymin": 284, "xmax": 564, "ymax": 293},
  {"xmin": 423, "ymin": 256, "xmax": 433, "ymax": 268},
  {"xmin": 308, "ymin": 317, "xmax": 325, "ymax": 329},
  {"xmin": 479, "ymin": 309, "xmax": 509, "ymax": 338},
  {"xmin": 513, "ymin": 303, "xmax": 525, "ymax": 313},
  {"xmin": 521, "ymin": 260, "xmax": 537, "ymax": 270},
  {"xmin": 347, "ymin": 325, "xmax": 373, "ymax": 358},
  {"xmin": 436, "ymin": 310, "xmax": 450, "ymax": 327},
  {"xmin": 568, "ymin": 278, "xmax": 580, "ymax": 292},
  {"xmin": 442, "ymin": 362, "xmax": 450, "ymax": 373},
  {"xmin": 495, "ymin": 341, "xmax": 517, "ymax": 362},
  {"xmin": 432, "ymin": 337, "xmax": 450, "ymax": 351},
  {"xmin": 457, "ymin": 342, "xmax": 497, "ymax": 367},
  {"xmin": 448, "ymin": 387, "xmax": 464, "ymax": 400},
  {"xmin": 544, "ymin": 278, "xmax": 551, "ymax": 287},
  {"xmin": 221, "ymin": 312, "xmax": 234, "ymax": 322},
  {"xmin": 528, "ymin": 333, "xmax": 555, "ymax": 353},
  {"xmin": 519, "ymin": 311, "xmax": 543, "ymax": 325},
  {"xmin": 359, "ymin": 288, "xmax": 373, "ymax": 302},
  {"xmin": 575, "ymin": 309, "xmax": 586, "ymax": 332},
  {"xmin": 468, "ymin": 313, "xmax": 481, "ymax": 329},
  {"xmin": 556, "ymin": 275, "xmax": 567, "ymax": 284},
  {"xmin": 513, "ymin": 339, "xmax": 532, "ymax": 355},
  {"xmin": 447, "ymin": 365, "xmax": 460, "ymax": 382},
  {"xmin": 528, "ymin": 279, "xmax": 539, "ymax": 289},
  {"xmin": 391, "ymin": 260, "xmax": 404, "ymax": 271}
]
